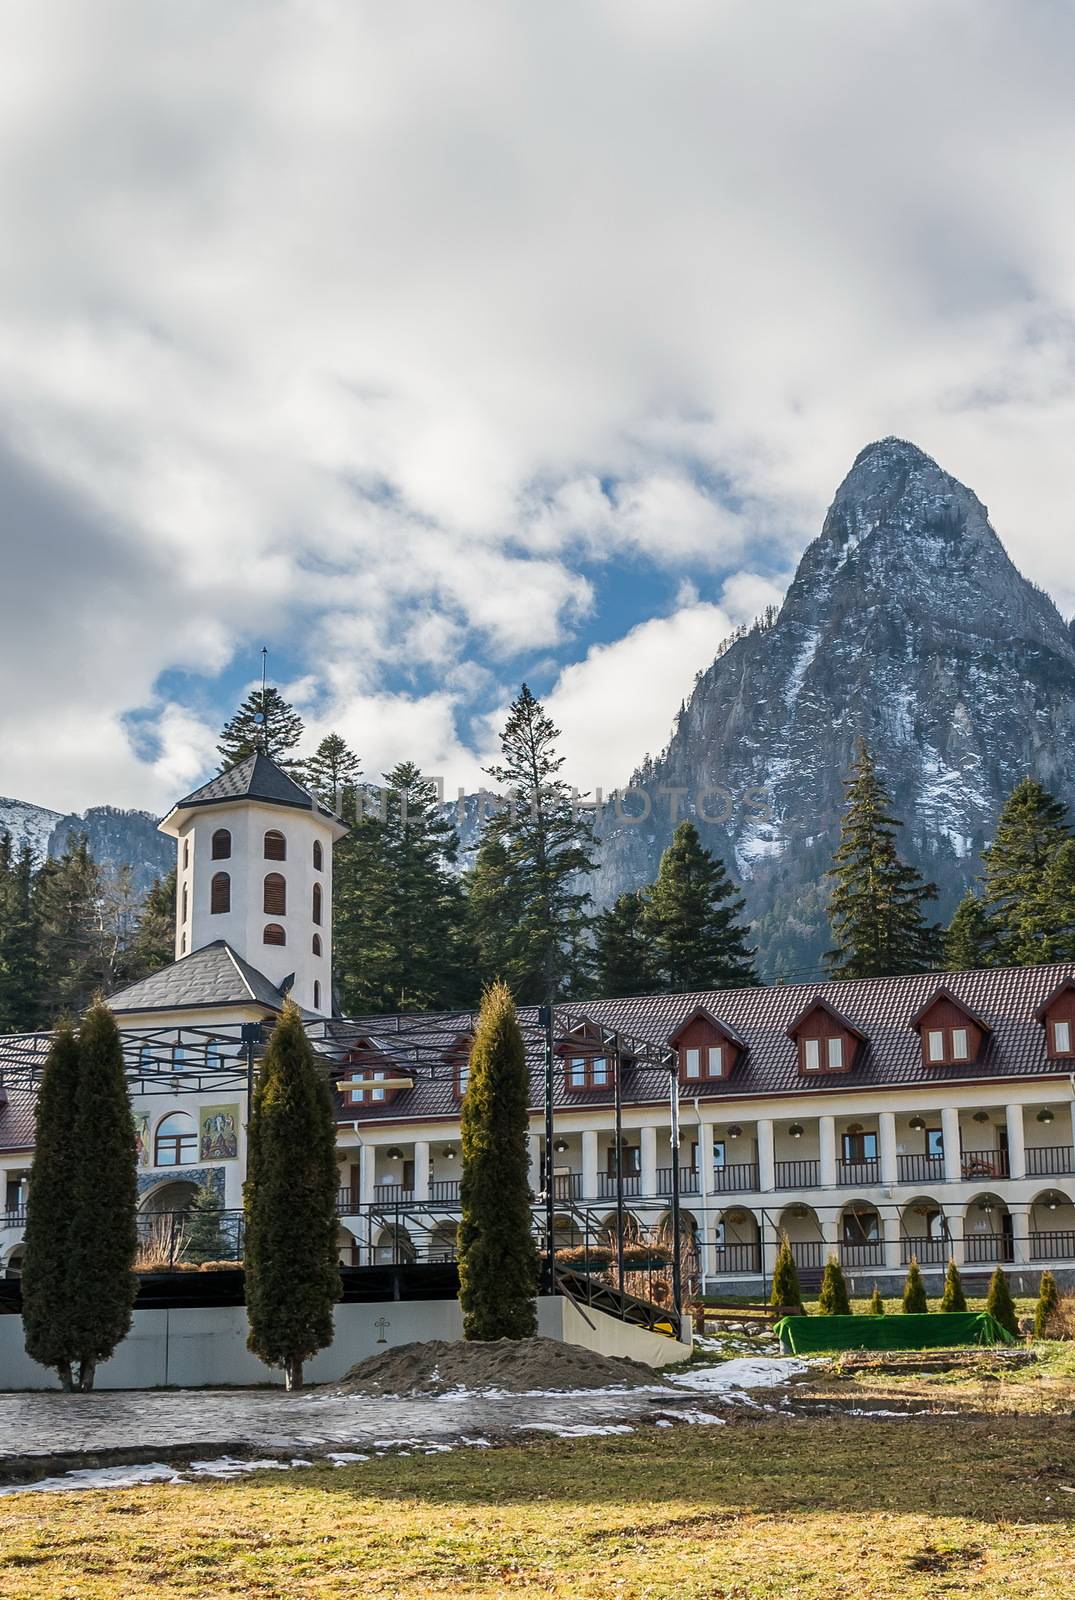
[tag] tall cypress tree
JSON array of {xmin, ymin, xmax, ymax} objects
[
  {"xmin": 982, "ymin": 777, "xmax": 1071, "ymax": 965},
  {"xmin": 593, "ymin": 891, "xmax": 653, "ymax": 997},
  {"xmin": 305, "ymin": 732, "xmax": 362, "ymax": 812},
  {"xmin": 245, "ymin": 1001, "xmax": 341, "ymax": 1389},
  {"xmin": 644, "ymin": 821, "xmax": 755, "ymax": 991},
  {"xmin": 217, "ymin": 686, "xmax": 305, "ymax": 771},
  {"xmin": 458, "ymin": 980, "xmax": 538, "ymax": 1340},
  {"xmin": 0, "ymin": 838, "xmax": 42, "ymax": 1031},
  {"xmin": 826, "ymin": 741, "xmax": 941, "ymax": 979},
  {"xmin": 21, "ymin": 1024, "xmax": 82, "ymax": 1390},
  {"xmin": 945, "ymin": 891, "xmax": 996, "ymax": 972},
  {"xmin": 483, "ymin": 685, "xmax": 596, "ymax": 1004}
]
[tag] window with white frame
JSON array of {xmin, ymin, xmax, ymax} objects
[
  {"xmin": 684, "ymin": 1047, "xmax": 701, "ymax": 1078},
  {"xmin": 1052, "ymin": 1018, "xmax": 1072, "ymax": 1056},
  {"xmin": 951, "ymin": 1027, "xmax": 969, "ymax": 1061},
  {"xmin": 803, "ymin": 1038, "xmax": 821, "ymax": 1070},
  {"xmin": 927, "ymin": 1029, "xmax": 946, "ymax": 1062},
  {"xmin": 827, "ymin": 1037, "xmax": 844, "ymax": 1069}
]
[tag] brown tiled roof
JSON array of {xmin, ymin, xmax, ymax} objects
[
  {"xmin": 326, "ymin": 961, "xmax": 1075, "ymax": 1125},
  {"xmin": 0, "ymin": 1086, "xmax": 35, "ymax": 1152}
]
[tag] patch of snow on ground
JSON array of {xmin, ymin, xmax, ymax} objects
[{"xmin": 669, "ymin": 1358, "xmax": 806, "ymax": 1394}]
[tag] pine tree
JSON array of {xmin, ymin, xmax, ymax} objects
[
  {"xmin": 482, "ymin": 685, "xmax": 596, "ymax": 1005},
  {"xmin": 985, "ymin": 1265, "xmax": 1019, "ymax": 1339},
  {"xmin": 335, "ymin": 763, "xmax": 468, "ymax": 1013},
  {"xmin": 1034, "ymin": 1269, "xmax": 1060, "ymax": 1338},
  {"xmin": 217, "ymin": 686, "xmax": 305, "ymax": 772},
  {"xmin": 0, "ymin": 838, "xmax": 42, "ymax": 1031},
  {"xmin": 305, "ymin": 733, "xmax": 362, "ymax": 812},
  {"xmin": 593, "ymin": 891, "xmax": 653, "ymax": 997},
  {"xmin": 940, "ymin": 1258, "xmax": 967, "ymax": 1312},
  {"xmin": 244, "ymin": 1001, "xmax": 341, "ymax": 1388},
  {"xmin": 1021, "ymin": 838, "xmax": 1075, "ymax": 963},
  {"xmin": 21, "ymin": 1023, "xmax": 82, "ymax": 1389},
  {"xmin": 826, "ymin": 741, "xmax": 942, "ymax": 979},
  {"xmin": 867, "ymin": 1285, "xmax": 885, "ymax": 1315},
  {"xmin": 770, "ymin": 1234, "xmax": 804, "ymax": 1313},
  {"xmin": 32, "ymin": 837, "xmax": 105, "ymax": 1018},
  {"xmin": 944, "ymin": 892, "xmax": 996, "ymax": 972},
  {"xmin": 902, "ymin": 1256, "xmax": 928, "ymax": 1313},
  {"xmin": 458, "ymin": 981, "xmax": 539, "ymax": 1340},
  {"xmin": 645, "ymin": 822, "xmax": 755, "ymax": 991},
  {"xmin": 818, "ymin": 1254, "xmax": 852, "ymax": 1315},
  {"xmin": 983, "ymin": 777, "xmax": 1071, "ymax": 965},
  {"xmin": 183, "ymin": 1183, "xmax": 229, "ymax": 1265},
  {"xmin": 125, "ymin": 869, "xmax": 177, "ymax": 982},
  {"xmin": 464, "ymin": 828, "xmax": 519, "ymax": 994}
]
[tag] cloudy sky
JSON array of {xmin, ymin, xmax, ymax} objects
[{"xmin": 3, "ymin": 0, "xmax": 1075, "ymax": 816}]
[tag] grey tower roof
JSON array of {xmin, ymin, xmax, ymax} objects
[
  {"xmin": 107, "ymin": 941, "xmax": 287, "ymax": 1015},
  {"xmin": 173, "ymin": 751, "xmax": 328, "ymax": 816}
]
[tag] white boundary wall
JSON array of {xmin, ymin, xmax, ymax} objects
[{"xmin": 0, "ymin": 1298, "xmax": 691, "ymax": 1391}]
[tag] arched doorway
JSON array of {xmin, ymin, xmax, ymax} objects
[
  {"xmin": 374, "ymin": 1226, "xmax": 416, "ymax": 1265},
  {"xmin": 138, "ymin": 1179, "xmax": 203, "ymax": 1268},
  {"xmin": 777, "ymin": 1203, "xmax": 824, "ymax": 1274},
  {"xmin": 336, "ymin": 1226, "xmax": 358, "ymax": 1267},
  {"xmin": 899, "ymin": 1196, "xmax": 949, "ymax": 1266},
  {"xmin": 1029, "ymin": 1188, "xmax": 1075, "ymax": 1261},
  {"xmin": 839, "ymin": 1200, "xmax": 883, "ymax": 1268},
  {"xmin": 964, "ymin": 1193, "xmax": 1013, "ymax": 1263},
  {"xmin": 714, "ymin": 1206, "xmax": 761, "ymax": 1274},
  {"xmin": 429, "ymin": 1222, "xmax": 459, "ymax": 1262},
  {"xmin": 2, "ymin": 1243, "xmax": 24, "ymax": 1279}
]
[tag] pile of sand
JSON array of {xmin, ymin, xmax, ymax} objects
[{"xmin": 336, "ymin": 1337, "xmax": 673, "ymax": 1397}]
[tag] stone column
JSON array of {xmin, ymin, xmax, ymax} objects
[
  {"xmin": 582, "ymin": 1130, "xmax": 599, "ymax": 1201},
  {"xmin": 527, "ymin": 1134, "xmax": 542, "ymax": 1199},
  {"xmin": 359, "ymin": 1142, "xmax": 376, "ymax": 1204},
  {"xmin": 1009, "ymin": 1202, "xmax": 1031, "ymax": 1266},
  {"xmin": 412, "ymin": 1140, "xmax": 430, "ymax": 1202},
  {"xmin": 941, "ymin": 1106, "xmax": 962, "ymax": 1185},
  {"xmin": 819, "ymin": 1116, "xmax": 837, "ymax": 1188},
  {"xmin": 756, "ymin": 1119, "xmax": 775, "ymax": 1192},
  {"xmin": 878, "ymin": 1111, "xmax": 898, "ymax": 1186},
  {"xmin": 882, "ymin": 1208, "xmax": 902, "ymax": 1273},
  {"xmin": 821, "ymin": 1212, "xmax": 840, "ymax": 1265},
  {"xmin": 760, "ymin": 1209, "xmax": 780, "ymax": 1279},
  {"xmin": 1005, "ymin": 1104, "xmax": 1026, "ymax": 1180},
  {"xmin": 1069, "ymin": 1100, "xmax": 1075, "ymax": 1159},
  {"xmin": 943, "ymin": 1208, "xmax": 964, "ymax": 1266},
  {"xmin": 696, "ymin": 1121, "xmax": 714, "ymax": 1209},
  {"xmin": 640, "ymin": 1125, "xmax": 658, "ymax": 1198}
]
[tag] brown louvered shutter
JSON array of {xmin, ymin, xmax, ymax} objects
[
  {"xmin": 312, "ymin": 882, "xmax": 322, "ymax": 926},
  {"xmin": 264, "ymin": 830, "xmax": 286, "ymax": 861},
  {"xmin": 212, "ymin": 829, "xmax": 231, "ymax": 860},
  {"xmin": 263, "ymin": 923, "xmax": 286, "ymax": 946},
  {"xmin": 263, "ymin": 873, "xmax": 286, "ymax": 916},
  {"xmin": 210, "ymin": 872, "xmax": 230, "ymax": 915}
]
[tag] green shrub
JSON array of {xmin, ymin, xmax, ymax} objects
[
  {"xmin": 866, "ymin": 1285, "xmax": 884, "ymax": 1315},
  {"xmin": 818, "ymin": 1254, "xmax": 852, "ymax": 1315},
  {"xmin": 1033, "ymin": 1270, "xmax": 1060, "ymax": 1339},
  {"xmin": 985, "ymin": 1266, "xmax": 1020, "ymax": 1339},
  {"xmin": 939, "ymin": 1258, "xmax": 967, "ymax": 1313},
  {"xmin": 902, "ymin": 1257, "xmax": 928, "ymax": 1313},
  {"xmin": 770, "ymin": 1234, "xmax": 804, "ymax": 1313}
]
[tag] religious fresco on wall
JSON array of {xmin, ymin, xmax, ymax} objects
[
  {"xmin": 199, "ymin": 1104, "xmax": 239, "ymax": 1161},
  {"xmin": 132, "ymin": 1112, "xmax": 151, "ymax": 1168}
]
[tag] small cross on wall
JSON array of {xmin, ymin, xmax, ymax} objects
[{"xmin": 374, "ymin": 1316, "xmax": 390, "ymax": 1345}]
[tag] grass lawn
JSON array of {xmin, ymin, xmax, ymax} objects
[{"xmin": 0, "ymin": 1357, "xmax": 1073, "ymax": 1600}]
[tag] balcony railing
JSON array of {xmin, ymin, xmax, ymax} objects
[
  {"xmin": 550, "ymin": 1173, "xmax": 582, "ymax": 1202},
  {"xmin": 901, "ymin": 1235, "xmax": 950, "ymax": 1265},
  {"xmin": 0, "ymin": 1208, "xmax": 26, "ymax": 1230},
  {"xmin": 712, "ymin": 1162, "xmax": 759, "ymax": 1194},
  {"xmin": 961, "ymin": 1149, "xmax": 1009, "ymax": 1180},
  {"xmin": 1027, "ymin": 1146, "xmax": 1075, "ymax": 1178},
  {"xmin": 774, "ymin": 1159, "xmax": 820, "ymax": 1189},
  {"xmin": 598, "ymin": 1172, "xmax": 643, "ymax": 1199},
  {"xmin": 135, "ymin": 1208, "xmax": 244, "ymax": 1266},
  {"xmin": 337, "ymin": 1186, "xmax": 357, "ymax": 1213},
  {"xmin": 788, "ymin": 1239, "xmax": 824, "ymax": 1270},
  {"xmin": 710, "ymin": 1243, "xmax": 762, "ymax": 1274},
  {"xmin": 964, "ymin": 1231, "xmax": 1014, "ymax": 1264},
  {"xmin": 429, "ymin": 1178, "xmax": 462, "ymax": 1203},
  {"xmin": 1030, "ymin": 1230, "xmax": 1075, "ymax": 1261},
  {"xmin": 372, "ymin": 1184, "xmax": 414, "ymax": 1206},
  {"xmin": 839, "ymin": 1241, "xmax": 884, "ymax": 1268},
  {"xmin": 897, "ymin": 1154, "xmax": 946, "ymax": 1185},
  {"xmin": 656, "ymin": 1166, "xmax": 700, "ymax": 1196},
  {"xmin": 837, "ymin": 1159, "xmax": 880, "ymax": 1188}
]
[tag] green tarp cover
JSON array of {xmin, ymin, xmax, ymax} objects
[{"xmin": 773, "ymin": 1311, "xmax": 1015, "ymax": 1353}]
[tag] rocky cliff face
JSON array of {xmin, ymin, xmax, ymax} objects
[
  {"xmin": 594, "ymin": 438, "xmax": 1075, "ymax": 979},
  {"xmin": 0, "ymin": 798, "xmax": 172, "ymax": 893}
]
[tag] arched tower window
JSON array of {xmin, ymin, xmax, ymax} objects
[
  {"xmin": 180, "ymin": 932, "xmax": 187, "ymax": 954},
  {"xmin": 264, "ymin": 830, "xmax": 286, "ymax": 861},
  {"xmin": 312, "ymin": 933, "xmax": 322, "ymax": 957},
  {"xmin": 313, "ymin": 839, "xmax": 323, "ymax": 871},
  {"xmin": 263, "ymin": 873, "xmax": 286, "ymax": 916},
  {"xmin": 181, "ymin": 882, "xmax": 189, "ymax": 922},
  {"xmin": 210, "ymin": 872, "xmax": 231, "ymax": 915},
  {"xmin": 182, "ymin": 837, "xmax": 190, "ymax": 869},
  {"xmin": 263, "ymin": 923, "xmax": 286, "ymax": 946},
  {"xmin": 314, "ymin": 980, "xmax": 322, "ymax": 1010},
  {"xmin": 312, "ymin": 882, "xmax": 322, "ymax": 926},
  {"xmin": 211, "ymin": 829, "xmax": 231, "ymax": 860},
  {"xmin": 155, "ymin": 1112, "xmax": 197, "ymax": 1167}
]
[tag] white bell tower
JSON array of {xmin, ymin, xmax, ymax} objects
[{"xmin": 158, "ymin": 752, "xmax": 348, "ymax": 1018}]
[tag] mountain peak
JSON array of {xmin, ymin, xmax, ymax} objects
[{"xmin": 849, "ymin": 435, "xmax": 938, "ymax": 473}]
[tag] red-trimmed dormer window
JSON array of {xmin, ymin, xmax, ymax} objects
[
  {"xmin": 911, "ymin": 988, "xmax": 988, "ymax": 1067},
  {"xmin": 1035, "ymin": 979, "xmax": 1075, "ymax": 1059},
  {"xmin": 788, "ymin": 999, "xmax": 864, "ymax": 1076},
  {"xmin": 339, "ymin": 1043, "xmax": 410, "ymax": 1107},
  {"xmin": 669, "ymin": 1008, "xmax": 743, "ymax": 1083},
  {"xmin": 565, "ymin": 1054, "xmax": 612, "ymax": 1092},
  {"xmin": 449, "ymin": 1035, "xmax": 473, "ymax": 1101}
]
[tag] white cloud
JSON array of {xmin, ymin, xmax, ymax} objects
[{"xmin": 2, "ymin": 1, "xmax": 1075, "ymax": 811}]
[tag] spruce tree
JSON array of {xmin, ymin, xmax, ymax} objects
[
  {"xmin": 1021, "ymin": 838, "xmax": 1075, "ymax": 963},
  {"xmin": 826, "ymin": 741, "xmax": 941, "ymax": 979},
  {"xmin": 982, "ymin": 777, "xmax": 1071, "ymax": 965},
  {"xmin": 1034, "ymin": 1269, "xmax": 1060, "ymax": 1338},
  {"xmin": 866, "ymin": 1285, "xmax": 885, "ymax": 1315},
  {"xmin": 944, "ymin": 892, "xmax": 996, "ymax": 972},
  {"xmin": 818, "ymin": 1253, "xmax": 852, "ymax": 1315},
  {"xmin": 244, "ymin": 1001, "xmax": 341, "ymax": 1388},
  {"xmin": 458, "ymin": 980, "xmax": 538, "ymax": 1340},
  {"xmin": 217, "ymin": 685, "xmax": 305, "ymax": 771},
  {"xmin": 32, "ymin": 837, "xmax": 105, "ymax": 1018},
  {"xmin": 940, "ymin": 1258, "xmax": 967, "ymax": 1312},
  {"xmin": 184, "ymin": 1183, "xmax": 229, "ymax": 1265},
  {"xmin": 645, "ymin": 821, "xmax": 755, "ymax": 991},
  {"xmin": 464, "ymin": 829, "xmax": 519, "ymax": 994},
  {"xmin": 21, "ymin": 1023, "xmax": 82, "ymax": 1389},
  {"xmin": 0, "ymin": 838, "xmax": 42, "ymax": 1031},
  {"xmin": 305, "ymin": 733, "xmax": 361, "ymax": 812},
  {"xmin": 593, "ymin": 891, "xmax": 653, "ymax": 997},
  {"xmin": 985, "ymin": 1265, "xmax": 1019, "ymax": 1338},
  {"xmin": 770, "ymin": 1234, "xmax": 804, "ymax": 1313},
  {"xmin": 483, "ymin": 685, "xmax": 596, "ymax": 1004},
  {"xmin": 902, "ymin": 1256, "xmax": 928, "ymax": 1313},
  {"xmin": 125, "ymin": 869, "xmax": 177, "ymax": 982}
]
